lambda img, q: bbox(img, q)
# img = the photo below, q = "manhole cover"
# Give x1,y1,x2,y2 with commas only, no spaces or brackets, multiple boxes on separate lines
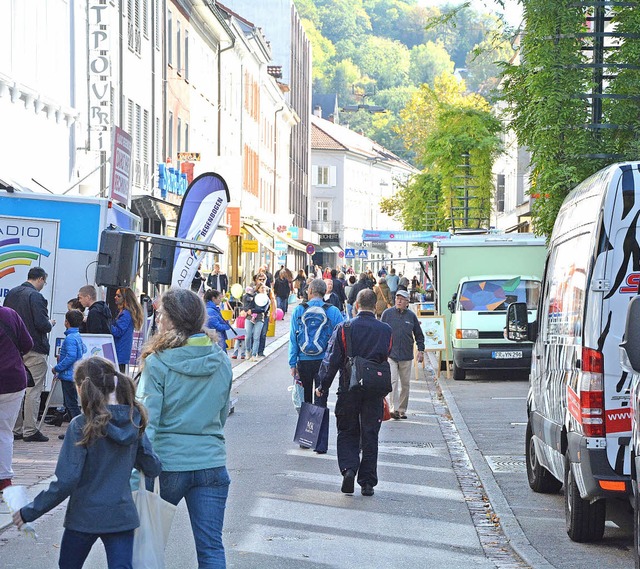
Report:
485,455,526,473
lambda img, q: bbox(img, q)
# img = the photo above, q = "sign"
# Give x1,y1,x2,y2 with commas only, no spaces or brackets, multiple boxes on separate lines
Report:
110,127,132,206
345,248,355,259
419,316,447,351
242,240,259,253
88,0,112,150
306,243,316,255
275,240,288,252
226,206,241,236
361,230,450,242
80,334,119,365
338,251,344,259
288,226,299,239
357,249,368,259
177,152,201,161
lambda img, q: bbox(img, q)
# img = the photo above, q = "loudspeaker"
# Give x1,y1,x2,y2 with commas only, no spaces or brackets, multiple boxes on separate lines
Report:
149,243,175,285
95,231,137,287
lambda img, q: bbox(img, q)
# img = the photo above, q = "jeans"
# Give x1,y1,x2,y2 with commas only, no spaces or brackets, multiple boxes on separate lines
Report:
244,319,263,357
231,338,245,358
0,390,24,479
14,351,48,437
257,315,269,356
276,296,288,314
157,467,230,569
60,380,81,419
59,528,134,569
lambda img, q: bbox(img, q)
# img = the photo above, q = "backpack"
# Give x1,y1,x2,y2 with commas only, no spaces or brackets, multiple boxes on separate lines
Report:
297,302,332,356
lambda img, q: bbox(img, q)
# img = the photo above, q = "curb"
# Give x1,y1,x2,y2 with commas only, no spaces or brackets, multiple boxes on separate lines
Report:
437,375,555,569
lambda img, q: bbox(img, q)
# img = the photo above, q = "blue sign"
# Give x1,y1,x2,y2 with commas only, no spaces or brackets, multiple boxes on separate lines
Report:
344,248,355,259
357,249,368,259
306,243,316,255
361,230,450,242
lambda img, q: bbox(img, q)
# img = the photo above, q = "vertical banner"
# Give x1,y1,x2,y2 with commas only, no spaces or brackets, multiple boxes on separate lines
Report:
110,127,132,206
171,173,230,289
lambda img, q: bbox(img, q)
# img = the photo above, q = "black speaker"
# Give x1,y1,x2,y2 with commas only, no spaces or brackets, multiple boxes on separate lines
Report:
95,230,137,287
149,243,175,285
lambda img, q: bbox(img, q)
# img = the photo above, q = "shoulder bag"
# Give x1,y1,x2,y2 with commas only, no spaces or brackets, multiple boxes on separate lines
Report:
344,322,392,397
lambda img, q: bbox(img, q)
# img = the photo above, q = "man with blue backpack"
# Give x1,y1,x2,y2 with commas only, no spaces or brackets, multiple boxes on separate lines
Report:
289,279,344,434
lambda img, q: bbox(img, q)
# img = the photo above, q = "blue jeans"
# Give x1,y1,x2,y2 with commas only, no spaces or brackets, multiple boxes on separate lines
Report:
157,467,230,569
60,380,81,418
245,319,264,357
59,528,134,568
276,296,288,314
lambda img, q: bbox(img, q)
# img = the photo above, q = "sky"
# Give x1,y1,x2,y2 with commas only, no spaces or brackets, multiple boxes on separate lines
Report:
419,0,524,27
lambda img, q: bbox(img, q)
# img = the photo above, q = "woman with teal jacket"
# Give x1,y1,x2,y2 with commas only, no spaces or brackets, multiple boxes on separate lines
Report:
137,288,232,568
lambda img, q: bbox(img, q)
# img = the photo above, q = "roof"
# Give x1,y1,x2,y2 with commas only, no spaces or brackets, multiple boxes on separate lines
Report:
312,93,340,123
310,115,418,173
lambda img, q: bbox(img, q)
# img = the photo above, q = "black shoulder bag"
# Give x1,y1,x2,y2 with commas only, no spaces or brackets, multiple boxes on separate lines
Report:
0,317,35,387
344,322,392,397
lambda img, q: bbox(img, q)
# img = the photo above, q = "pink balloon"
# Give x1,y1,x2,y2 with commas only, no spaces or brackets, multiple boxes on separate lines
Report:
275,308,284,321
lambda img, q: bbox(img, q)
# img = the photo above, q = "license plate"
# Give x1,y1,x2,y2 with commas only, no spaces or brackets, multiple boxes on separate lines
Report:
492,351,523,359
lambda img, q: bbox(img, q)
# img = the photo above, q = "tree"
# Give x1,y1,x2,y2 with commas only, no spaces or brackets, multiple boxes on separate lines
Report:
331,59,365,103
301,18,336,92
314,0,372,44
409,41,455,86
351,36,411,90
465,35,515,97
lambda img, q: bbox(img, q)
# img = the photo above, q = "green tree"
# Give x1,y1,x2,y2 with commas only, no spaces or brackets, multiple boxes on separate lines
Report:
409,41,454,86
301,18,336,92
330,59,365,103
314,0,372,44
351,36,411,89
465,35,514,96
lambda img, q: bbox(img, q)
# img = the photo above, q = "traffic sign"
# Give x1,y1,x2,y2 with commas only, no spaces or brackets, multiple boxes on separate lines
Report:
338,251,344,258
357,249,368,259
345,248,355,258
306,243,316,255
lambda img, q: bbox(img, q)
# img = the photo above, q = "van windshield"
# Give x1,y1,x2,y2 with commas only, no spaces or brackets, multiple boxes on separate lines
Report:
459,278,540,311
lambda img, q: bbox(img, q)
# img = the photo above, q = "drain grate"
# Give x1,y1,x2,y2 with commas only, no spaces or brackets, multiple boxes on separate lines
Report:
379,441,435,448
485,456,526,474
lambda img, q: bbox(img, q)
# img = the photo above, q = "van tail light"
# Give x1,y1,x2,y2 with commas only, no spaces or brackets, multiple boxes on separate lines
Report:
579,347,605,437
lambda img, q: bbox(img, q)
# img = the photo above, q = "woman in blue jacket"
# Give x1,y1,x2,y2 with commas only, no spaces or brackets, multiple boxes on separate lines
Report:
111,288,144,372
137,289,233,568
204,289,232,353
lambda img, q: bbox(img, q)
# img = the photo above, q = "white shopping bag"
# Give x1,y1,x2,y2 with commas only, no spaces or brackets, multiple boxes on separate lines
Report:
132,476,177,569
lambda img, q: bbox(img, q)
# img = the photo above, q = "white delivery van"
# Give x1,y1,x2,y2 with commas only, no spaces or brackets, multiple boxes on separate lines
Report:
507,162,640,542
448,274,541,379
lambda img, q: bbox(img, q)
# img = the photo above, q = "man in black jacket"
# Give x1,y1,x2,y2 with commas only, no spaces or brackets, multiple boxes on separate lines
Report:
4,267,55,442
207,263,228,294
346,273,370,307
316,289,392,497
77,285,112,334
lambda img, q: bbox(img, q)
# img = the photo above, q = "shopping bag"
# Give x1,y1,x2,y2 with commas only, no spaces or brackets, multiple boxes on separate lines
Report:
288,293,297,305
132,476,177,569
288,374,304,412
294,402,328,450
382,397,391,421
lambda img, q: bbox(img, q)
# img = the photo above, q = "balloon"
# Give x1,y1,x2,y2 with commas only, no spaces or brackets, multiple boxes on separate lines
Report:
275,308,284,321
230,283,243,299
254,293,269,307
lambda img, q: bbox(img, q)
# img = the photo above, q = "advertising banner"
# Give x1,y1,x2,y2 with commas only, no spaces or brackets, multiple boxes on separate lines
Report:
172,173,230,289
110,127,132,206
361,230,450,242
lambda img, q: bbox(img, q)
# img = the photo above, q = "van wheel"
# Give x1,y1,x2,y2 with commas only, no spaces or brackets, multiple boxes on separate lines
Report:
452,362,465,380
564,456,606,542
525,421,562,493
634,480,640,569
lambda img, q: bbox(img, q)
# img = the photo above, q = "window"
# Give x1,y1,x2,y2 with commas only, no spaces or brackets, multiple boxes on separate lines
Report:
458,278,540,312
184,30,189,80
185,123,189,151
177,118,182,152
177,21,181,72
167,10,172,65
168,111,173,161
496,174,505,213
312,165,336,186
142,0,149,38
155,0,160,50
135,104,142,160
317,200,329,221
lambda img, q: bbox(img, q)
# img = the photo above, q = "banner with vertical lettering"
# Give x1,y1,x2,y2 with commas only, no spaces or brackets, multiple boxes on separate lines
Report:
171,173,230,289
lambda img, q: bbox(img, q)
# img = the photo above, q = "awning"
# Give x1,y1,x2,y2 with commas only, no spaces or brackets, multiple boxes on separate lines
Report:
242,221,276,253
269,229,308,252
131,195,179,223
316,244,343,254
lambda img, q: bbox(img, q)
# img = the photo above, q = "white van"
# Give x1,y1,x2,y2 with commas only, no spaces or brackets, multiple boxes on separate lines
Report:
506,162,640,542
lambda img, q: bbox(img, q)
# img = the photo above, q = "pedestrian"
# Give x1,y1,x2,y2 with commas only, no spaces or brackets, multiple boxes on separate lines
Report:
53,310,87,439
347,273,370,309
331,269,347,312
323,266,332,280
231,310,247,359
111,287,144,373
386,268,399,296
398,275,410,291
12,356,162,568
137,288,232,568
315,289,392,496
374,277,393,318
273,269,291,315
207,263,228,295
4,267,55,443
191,264,206,293
344,275,357,319
365,270,376,289
259,264,273,287
381,290,425,420
289,278,343,427
323,278,343,312
245,282,268,361
0,304,33,492
205,289,232,353
254,273,275,358
67,297,84,311
293,269,307,298
77,285,112,334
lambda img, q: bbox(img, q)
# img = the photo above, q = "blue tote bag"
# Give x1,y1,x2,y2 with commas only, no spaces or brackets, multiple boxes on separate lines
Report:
294,402,329,452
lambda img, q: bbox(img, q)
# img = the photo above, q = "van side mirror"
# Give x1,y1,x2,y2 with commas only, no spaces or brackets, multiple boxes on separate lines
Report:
620,296,640,373
448,294,457,313
506,302,530,342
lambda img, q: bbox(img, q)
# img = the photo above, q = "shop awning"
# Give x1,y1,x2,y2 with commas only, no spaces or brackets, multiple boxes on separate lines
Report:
131,195,179,223
316,244,343,254
266,228,308,252
242,221,276,253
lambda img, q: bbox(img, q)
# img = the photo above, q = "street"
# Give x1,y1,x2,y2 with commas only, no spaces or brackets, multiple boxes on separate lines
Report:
0,341,634,568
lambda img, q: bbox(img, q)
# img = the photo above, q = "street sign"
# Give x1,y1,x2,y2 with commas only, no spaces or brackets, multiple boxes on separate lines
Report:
338,251,344,259
357,249,368,259
345,248,355,259
306,243,316,255
177,152,201,161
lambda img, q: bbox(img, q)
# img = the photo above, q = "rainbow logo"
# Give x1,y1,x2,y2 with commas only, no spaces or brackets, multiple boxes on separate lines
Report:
0,238,51,280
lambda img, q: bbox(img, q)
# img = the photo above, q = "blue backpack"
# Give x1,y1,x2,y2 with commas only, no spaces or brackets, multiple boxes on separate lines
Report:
297,302,332,356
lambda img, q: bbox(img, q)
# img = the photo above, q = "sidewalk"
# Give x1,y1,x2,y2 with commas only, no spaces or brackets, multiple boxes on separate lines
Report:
0,309,292,531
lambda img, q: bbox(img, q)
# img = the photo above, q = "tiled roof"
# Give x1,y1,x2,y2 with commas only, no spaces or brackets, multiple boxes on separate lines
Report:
311,123,347,151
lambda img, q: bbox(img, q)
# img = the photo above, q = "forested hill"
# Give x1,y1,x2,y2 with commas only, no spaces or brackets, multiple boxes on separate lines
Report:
294,0,515,162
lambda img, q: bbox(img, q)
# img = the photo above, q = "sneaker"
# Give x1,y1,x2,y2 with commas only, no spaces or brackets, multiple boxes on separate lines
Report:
231,355,237,359
23,431,49,442
58,434,65,440
13,433,22,441
390,411,400,420
361,484,374,497
399,413,408,419
0,479,12,492
341,469,356,494
240,355,246,359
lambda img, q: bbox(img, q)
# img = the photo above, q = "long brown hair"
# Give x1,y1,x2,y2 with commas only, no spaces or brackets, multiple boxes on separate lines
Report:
73,356,147,447
117,287,144,330
141,288,215,362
